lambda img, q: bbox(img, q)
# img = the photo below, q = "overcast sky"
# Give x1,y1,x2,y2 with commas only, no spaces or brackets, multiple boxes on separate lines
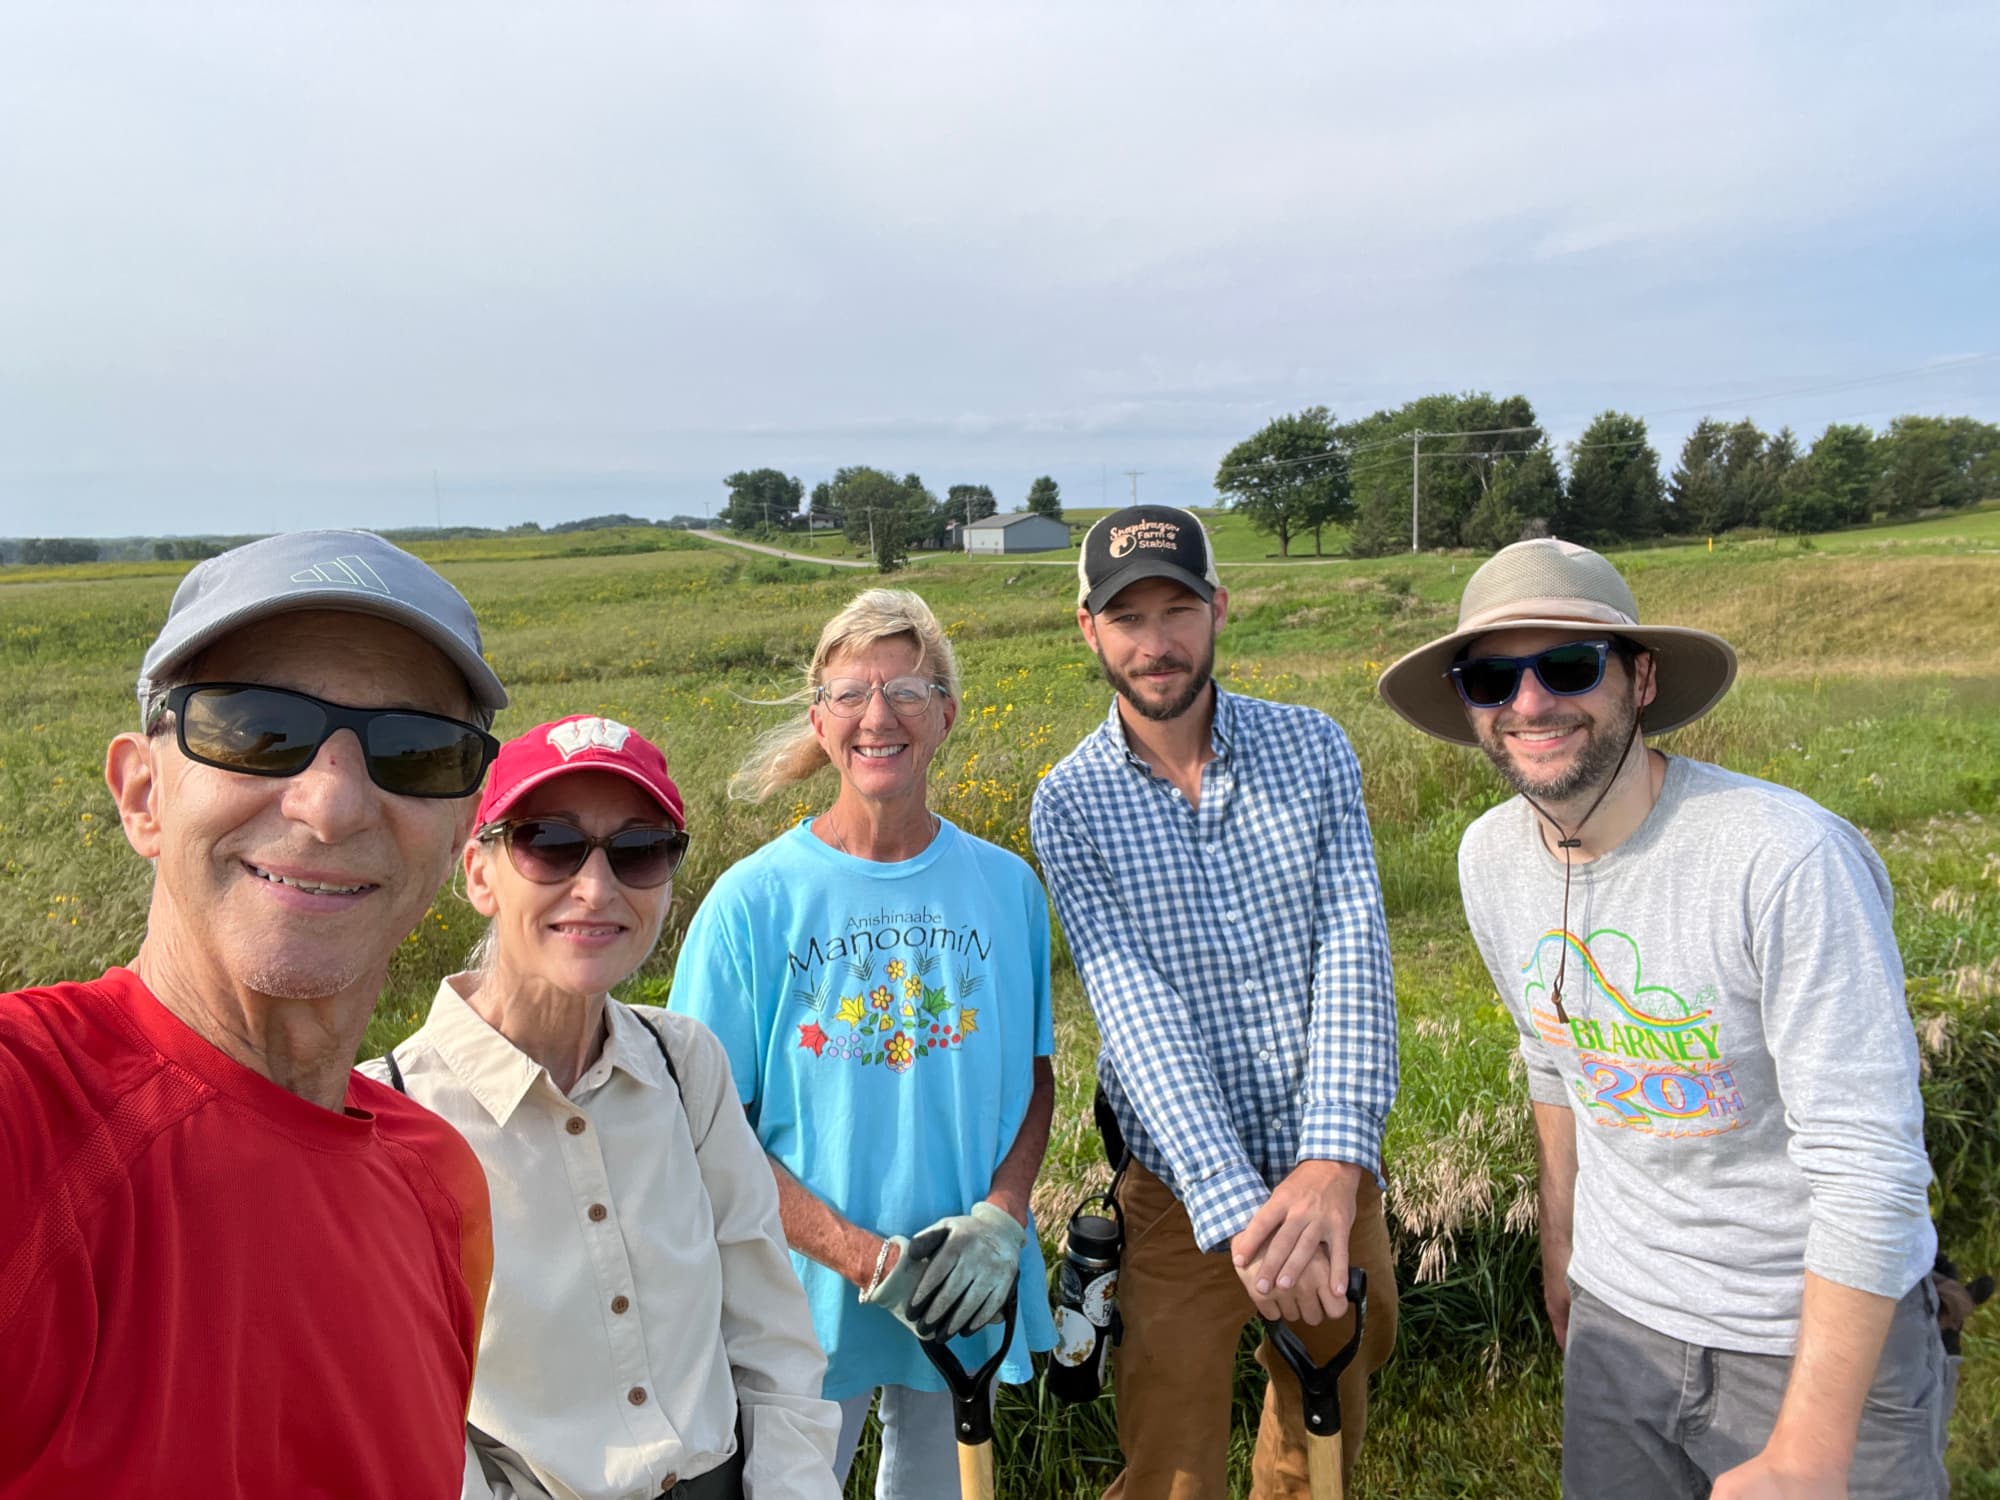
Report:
3,3,1996,537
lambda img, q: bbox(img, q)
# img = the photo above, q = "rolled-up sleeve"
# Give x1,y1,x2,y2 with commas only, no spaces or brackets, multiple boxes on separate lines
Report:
1758,834,1935,1298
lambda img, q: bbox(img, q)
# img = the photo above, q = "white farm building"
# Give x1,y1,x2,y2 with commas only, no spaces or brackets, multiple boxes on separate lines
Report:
962,513,1070,554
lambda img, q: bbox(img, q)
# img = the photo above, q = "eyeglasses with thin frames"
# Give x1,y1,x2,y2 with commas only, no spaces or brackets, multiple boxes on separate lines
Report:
813,676,949,719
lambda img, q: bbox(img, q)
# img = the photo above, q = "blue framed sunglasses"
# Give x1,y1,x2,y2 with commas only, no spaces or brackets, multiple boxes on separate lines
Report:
1448,640,1613,710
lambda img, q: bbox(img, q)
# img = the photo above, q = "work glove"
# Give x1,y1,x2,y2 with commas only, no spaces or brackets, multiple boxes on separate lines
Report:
907,1202,1025,1342
860,1235,932,1337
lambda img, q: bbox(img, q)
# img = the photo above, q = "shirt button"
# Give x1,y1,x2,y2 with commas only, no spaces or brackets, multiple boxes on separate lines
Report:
610,1295,630,1315
1223,911,1239,924
566,1116,587,1135
1240,981,1257,997
588,1203,608,1223
627,1386,648,1406
1260,1047,1274,1061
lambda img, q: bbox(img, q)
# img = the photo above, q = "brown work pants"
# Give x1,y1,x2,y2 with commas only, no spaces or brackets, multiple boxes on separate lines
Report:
1103,1161,1398,1500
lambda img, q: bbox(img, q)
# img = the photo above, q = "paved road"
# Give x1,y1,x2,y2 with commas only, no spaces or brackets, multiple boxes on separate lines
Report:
690,531,876,569
693,530,1364,571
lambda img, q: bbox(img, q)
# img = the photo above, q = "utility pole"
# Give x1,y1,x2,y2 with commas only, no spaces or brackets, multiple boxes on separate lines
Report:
432,468,442,532
1124,470,1144,504
1409,433,1424,553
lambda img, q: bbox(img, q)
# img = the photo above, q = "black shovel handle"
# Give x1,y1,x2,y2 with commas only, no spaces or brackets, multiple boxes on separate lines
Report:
919,1284,1020,1447
1265,1267,1368,1438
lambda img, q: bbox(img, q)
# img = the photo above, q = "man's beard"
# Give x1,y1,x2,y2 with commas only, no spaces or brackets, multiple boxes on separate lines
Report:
1475,688,1642,804
1096,632,1217,723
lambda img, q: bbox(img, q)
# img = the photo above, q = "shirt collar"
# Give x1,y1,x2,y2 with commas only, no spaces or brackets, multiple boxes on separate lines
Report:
413,972,667,1127
1096,683,1237,773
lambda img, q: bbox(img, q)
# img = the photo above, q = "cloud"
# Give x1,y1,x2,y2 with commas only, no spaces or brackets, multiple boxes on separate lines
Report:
1,2,1996,532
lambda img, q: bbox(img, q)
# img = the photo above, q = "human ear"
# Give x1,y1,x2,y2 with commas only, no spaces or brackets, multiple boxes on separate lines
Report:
105,733,163,859
1077,607,1099,653
1634,651,1660,712
1210,587,1230,632
463,841,503,920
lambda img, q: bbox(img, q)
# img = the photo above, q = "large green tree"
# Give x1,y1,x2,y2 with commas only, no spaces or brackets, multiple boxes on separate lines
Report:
832,467,935,571
1559,412,1663,540
1340,392,1543,555
1666,419,1729,534
1213,406,1351,557
1873,414,2000,515
944,484,998,528
720,468,804,533
1025,476,1062,519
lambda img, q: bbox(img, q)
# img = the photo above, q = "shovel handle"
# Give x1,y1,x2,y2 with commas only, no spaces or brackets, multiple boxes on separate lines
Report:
919,1285,1020,1450
1265,1267,1368,1439
957,1438,996,1500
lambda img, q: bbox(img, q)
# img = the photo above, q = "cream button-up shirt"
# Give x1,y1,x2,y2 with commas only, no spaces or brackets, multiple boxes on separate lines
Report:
361,974,840,1500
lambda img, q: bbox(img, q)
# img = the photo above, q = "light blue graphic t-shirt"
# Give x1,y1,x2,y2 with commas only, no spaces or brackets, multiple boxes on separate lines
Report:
669,816,1057,1400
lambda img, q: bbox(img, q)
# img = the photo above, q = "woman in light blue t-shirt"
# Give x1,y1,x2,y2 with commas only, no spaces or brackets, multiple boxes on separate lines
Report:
670,587,1057,1499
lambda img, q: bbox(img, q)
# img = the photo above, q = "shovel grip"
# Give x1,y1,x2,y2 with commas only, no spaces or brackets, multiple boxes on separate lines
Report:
919,1285,1020,1448
1266,1267,1368,1438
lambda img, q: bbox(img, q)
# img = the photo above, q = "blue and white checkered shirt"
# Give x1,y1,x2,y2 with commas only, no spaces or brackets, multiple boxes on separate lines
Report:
1030,687,1398,1252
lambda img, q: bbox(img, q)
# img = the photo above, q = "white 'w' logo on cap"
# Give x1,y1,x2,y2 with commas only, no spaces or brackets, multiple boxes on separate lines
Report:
547,717,633,760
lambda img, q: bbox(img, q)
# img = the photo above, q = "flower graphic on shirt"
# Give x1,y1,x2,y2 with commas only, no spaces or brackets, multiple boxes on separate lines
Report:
958,1008,979,1036
885,1032,915,1072
869,985,893,1012
903,975,923,1000
798,1021,828,1057
885,959,907,981
837,995,867,1027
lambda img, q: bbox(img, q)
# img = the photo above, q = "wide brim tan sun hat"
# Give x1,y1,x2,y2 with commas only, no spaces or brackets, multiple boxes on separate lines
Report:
1376,538,1738,747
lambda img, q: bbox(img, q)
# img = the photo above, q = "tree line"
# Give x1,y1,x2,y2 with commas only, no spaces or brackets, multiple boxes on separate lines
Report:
1215,397,1999,557
721,468,1063,569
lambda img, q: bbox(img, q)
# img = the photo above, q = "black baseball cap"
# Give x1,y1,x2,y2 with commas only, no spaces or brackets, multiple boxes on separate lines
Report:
1076,505,1221,614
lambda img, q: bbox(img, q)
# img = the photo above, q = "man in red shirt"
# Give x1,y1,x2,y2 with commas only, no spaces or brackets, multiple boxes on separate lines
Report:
0,530,503,1499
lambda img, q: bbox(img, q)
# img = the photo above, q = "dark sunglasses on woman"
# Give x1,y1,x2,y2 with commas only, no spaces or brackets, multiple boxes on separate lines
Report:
479,818,690,889
147,682,499,798
1448,640,1620,710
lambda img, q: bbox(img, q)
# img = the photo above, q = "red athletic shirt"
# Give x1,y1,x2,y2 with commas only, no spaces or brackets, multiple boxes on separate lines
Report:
0,968,493,1499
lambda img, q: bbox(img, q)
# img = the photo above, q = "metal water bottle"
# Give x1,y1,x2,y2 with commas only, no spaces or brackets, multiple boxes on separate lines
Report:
1047,1191,1123,1404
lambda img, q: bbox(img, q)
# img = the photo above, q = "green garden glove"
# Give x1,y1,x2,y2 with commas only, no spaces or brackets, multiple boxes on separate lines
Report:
860,1235,932,1337
907,1202,1025,1342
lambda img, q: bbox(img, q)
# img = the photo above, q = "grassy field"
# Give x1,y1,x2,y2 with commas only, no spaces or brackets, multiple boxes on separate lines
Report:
3,517,1996,1496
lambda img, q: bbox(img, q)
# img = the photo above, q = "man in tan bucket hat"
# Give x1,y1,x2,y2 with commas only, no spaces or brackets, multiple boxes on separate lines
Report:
1379,539,1947,1499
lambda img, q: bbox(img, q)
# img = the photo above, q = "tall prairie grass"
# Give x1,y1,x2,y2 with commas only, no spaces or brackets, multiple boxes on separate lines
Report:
2,521,1995,1495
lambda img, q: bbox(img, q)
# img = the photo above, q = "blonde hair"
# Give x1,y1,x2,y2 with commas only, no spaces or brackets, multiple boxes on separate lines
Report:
731,588,960,803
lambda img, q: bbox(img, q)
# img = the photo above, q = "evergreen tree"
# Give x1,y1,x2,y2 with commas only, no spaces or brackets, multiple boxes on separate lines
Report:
1561,412,1662,540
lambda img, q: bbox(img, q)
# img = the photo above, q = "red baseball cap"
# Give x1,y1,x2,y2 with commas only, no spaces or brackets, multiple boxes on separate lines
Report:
476,715,685,829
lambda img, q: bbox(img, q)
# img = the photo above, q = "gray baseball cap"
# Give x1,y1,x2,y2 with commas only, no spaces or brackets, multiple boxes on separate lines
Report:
136,529,507,717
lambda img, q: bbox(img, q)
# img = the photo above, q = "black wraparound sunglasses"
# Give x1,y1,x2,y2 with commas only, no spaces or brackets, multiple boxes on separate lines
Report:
1448,640,1616,710
148,682,499,799
478,817,689,889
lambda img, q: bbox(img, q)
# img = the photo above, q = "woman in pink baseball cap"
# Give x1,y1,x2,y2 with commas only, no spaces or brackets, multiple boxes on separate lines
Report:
363,716,841,1500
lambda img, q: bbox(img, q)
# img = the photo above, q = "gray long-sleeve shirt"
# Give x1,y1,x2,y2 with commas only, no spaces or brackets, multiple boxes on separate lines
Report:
1461,755,1935,1355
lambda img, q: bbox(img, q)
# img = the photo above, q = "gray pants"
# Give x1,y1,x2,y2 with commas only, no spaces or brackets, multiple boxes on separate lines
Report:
1561,1278,1953,1500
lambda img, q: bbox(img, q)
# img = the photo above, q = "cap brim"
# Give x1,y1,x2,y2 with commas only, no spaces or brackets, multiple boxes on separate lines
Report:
1376,622,1738,746
1084,560,1216,615
480,759,685,829
145,591,508,714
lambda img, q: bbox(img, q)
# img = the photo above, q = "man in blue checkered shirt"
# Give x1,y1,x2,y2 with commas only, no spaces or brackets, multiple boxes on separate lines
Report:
1030,504,1399,1499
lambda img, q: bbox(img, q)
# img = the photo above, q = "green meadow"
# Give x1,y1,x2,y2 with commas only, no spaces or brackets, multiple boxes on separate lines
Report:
3,516,1996,1496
